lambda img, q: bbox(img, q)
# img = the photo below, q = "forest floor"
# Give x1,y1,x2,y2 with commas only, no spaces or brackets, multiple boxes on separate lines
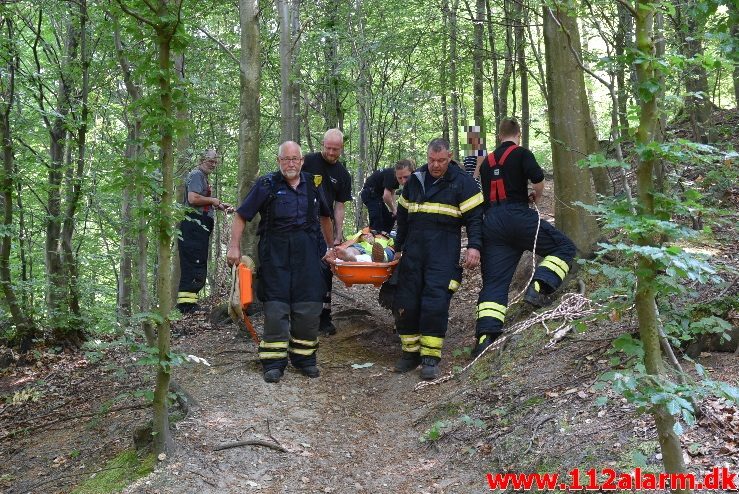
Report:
1,111,738,493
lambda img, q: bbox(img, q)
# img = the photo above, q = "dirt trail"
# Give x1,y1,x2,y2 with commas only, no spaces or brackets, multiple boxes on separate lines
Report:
124,285,487,494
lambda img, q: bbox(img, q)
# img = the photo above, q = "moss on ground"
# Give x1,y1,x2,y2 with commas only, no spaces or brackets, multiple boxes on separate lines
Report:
71,449,155,494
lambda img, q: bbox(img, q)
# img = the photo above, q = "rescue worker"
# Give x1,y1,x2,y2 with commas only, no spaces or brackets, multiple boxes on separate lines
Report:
302,128,353,336
227,141,334,383
473,118,576,358
177,149,232,313
360,159,415,233
393,138,484,380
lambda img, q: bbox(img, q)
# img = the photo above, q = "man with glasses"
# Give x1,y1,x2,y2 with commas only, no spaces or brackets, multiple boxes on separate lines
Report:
302,128,353,336
227,141,334,383
177,149,233,314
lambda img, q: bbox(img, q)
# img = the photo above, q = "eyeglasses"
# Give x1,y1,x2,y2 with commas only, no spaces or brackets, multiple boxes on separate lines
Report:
279,157,302,163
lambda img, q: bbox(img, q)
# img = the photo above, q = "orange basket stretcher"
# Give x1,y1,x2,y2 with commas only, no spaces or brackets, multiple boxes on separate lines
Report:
329,258,399,287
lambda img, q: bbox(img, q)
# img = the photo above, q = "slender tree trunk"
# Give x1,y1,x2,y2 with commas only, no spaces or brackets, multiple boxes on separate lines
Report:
354,0,368,230
472,0,485,131
441,0,450,144
278,0,300,142
543,3,599,256
615,3,631,134
514,0,529,147
449,0,460,159
0,18,36,350
485,0,501,133
634,4,691,490
238,0,261,260
499,0,514,123
323,0,341,130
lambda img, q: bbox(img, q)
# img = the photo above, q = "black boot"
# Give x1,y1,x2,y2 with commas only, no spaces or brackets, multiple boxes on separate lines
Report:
393,351,421,373
419,356,440,381
263,368,284,383
524,280,553,308
298,365,320,378
471,333,499,359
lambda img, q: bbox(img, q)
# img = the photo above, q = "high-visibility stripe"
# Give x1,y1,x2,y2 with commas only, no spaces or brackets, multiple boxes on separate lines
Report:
477,301,506,322
288,347,317,356
177,292,198,303
448,280,460,292
420,336,443,358
260,341,288,349
540,255,569,280
459,192,484,213
398,196,408,208
403,201,462,218
400,333,421,352
259,351,288,359
289,337,318,347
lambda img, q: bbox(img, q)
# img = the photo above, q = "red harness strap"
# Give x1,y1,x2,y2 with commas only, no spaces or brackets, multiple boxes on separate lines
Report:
487,144,518,204
202,183,213,213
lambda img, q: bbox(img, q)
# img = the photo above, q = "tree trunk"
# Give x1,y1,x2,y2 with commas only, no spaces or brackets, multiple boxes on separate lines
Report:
278,0,300,142
151,12,178,456
0,18,36,350
323,0,341,130
485,0,501,133
449,0,460,159
44,8,83,347
472,0,485,131
238,0,262,261
634,4,691,490
441,0,450,144
514,0,529,147
543,4,599,256
673,0,711,143
499,0,514,123
354,0,368,231
615,3,631,134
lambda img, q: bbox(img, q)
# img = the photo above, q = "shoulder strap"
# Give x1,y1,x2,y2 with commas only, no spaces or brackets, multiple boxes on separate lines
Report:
488,144,518,167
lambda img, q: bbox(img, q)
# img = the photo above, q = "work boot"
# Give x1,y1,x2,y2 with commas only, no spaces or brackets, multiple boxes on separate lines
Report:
524,280,553,308
263,369,283,383
419,357,440,381
471,333,499,359
371,242,386,263
393,351,421,373
298,365,320,378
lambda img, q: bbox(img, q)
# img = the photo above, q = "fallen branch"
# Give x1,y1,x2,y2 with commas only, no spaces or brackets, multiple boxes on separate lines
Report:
213,439,288,453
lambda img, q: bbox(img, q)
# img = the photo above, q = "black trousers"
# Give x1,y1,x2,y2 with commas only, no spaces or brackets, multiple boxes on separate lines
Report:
393,226,463,360
361,189,394,233
177,212,214,305
476,202,575,336
257,229,326,371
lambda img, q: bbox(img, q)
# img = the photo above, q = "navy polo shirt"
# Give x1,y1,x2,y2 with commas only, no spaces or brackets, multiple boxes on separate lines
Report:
236,171,331,233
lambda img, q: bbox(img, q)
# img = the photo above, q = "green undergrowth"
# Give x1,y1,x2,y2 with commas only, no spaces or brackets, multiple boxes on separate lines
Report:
71,449,155,494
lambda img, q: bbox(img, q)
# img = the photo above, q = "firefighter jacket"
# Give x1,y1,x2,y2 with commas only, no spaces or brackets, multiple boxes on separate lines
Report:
395,162,484,252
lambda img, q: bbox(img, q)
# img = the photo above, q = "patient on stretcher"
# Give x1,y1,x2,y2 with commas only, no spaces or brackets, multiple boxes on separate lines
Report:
334,230,395,263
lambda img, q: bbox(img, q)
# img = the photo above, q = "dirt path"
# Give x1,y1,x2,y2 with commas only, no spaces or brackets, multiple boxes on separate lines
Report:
124,285,487,494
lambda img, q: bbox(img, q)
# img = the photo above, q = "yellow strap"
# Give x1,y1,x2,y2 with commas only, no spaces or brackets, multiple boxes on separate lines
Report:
404,201,462,218
540,256,569,280
290,337,318,347
420,335,444,349
260,341,288,349
420,347,442,358
459,192,484,213
477,301,506,322
259,351,288,359
400,334,421,343
448,280,460,292
288,347,317,356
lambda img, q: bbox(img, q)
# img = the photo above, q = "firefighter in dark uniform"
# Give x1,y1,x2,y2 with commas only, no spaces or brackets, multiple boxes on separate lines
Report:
302,128,353,336
472,118,576,358
393,138,484,380
227,141,334,383
360,160,414,233
177,149,232,313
